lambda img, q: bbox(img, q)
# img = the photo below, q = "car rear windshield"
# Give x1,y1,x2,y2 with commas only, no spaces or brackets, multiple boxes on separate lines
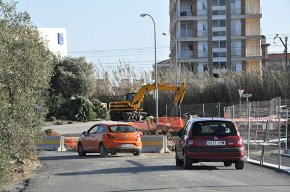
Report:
191,121,237,136
109,125,137,133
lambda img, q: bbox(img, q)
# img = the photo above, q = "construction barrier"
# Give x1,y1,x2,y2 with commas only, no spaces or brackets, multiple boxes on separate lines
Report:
141,135,168,153
129,117,185,131
38,136,66,151
64,137,79,150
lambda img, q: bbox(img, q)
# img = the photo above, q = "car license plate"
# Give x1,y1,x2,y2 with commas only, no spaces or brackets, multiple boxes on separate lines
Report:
121,144,133,147
206,141,225,146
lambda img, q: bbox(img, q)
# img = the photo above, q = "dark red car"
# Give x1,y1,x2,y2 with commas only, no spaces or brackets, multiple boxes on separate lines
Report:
175,118,246,169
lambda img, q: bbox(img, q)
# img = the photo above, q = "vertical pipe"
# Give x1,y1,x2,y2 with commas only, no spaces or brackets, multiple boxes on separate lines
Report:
247,103,251,160
278,111,281,169
286,109,288,150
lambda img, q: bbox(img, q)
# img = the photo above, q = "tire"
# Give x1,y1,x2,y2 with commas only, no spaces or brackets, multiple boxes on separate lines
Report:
111,152,118,155
77,143,86,156
133,151,141,156
224,161,232,167
175,156,183,167
183,156,192,170
235,160,244,170
99,144,108,157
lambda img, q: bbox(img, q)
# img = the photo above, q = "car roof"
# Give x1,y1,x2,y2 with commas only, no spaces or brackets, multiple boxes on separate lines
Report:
188,117,234,123
95,121,132,126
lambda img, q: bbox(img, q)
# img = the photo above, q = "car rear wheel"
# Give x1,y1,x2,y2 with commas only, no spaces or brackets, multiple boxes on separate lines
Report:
77,143,86,156
224,161,232,167
111,152,118,155
235,160,244,170
183,156,192,169
133,151,141,156
99,144,108,157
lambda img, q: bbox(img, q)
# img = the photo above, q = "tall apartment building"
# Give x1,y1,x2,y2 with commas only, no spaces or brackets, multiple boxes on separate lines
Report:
169,0,262,76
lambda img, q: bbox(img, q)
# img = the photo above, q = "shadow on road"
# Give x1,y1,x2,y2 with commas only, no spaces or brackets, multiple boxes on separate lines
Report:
38,153,122,161
108,184,290,192
54,162,235,176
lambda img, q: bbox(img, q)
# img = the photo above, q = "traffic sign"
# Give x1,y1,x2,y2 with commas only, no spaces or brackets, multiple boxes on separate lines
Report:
242,93,252,98
238,89,244,99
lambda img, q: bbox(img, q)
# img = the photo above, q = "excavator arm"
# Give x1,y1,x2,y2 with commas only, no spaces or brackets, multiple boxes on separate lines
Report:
109,83,186,121
129,83,186,110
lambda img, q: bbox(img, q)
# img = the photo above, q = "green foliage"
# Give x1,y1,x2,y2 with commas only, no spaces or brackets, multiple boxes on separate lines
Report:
92,99,110,120
46,92,65,117
0,0,53,188
60,97,96,122
50,56,95,99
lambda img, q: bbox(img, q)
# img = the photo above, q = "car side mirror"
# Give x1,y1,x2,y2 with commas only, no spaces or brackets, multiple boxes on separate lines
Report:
82,131,88,136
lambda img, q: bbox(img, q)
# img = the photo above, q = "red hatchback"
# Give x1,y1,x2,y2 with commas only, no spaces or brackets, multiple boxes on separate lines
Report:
175,118,246,169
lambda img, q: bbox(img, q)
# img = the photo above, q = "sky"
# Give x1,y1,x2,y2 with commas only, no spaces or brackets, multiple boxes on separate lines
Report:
16,0,290,76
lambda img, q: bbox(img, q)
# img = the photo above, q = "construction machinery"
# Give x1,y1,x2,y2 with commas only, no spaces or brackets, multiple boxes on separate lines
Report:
109,83,186,121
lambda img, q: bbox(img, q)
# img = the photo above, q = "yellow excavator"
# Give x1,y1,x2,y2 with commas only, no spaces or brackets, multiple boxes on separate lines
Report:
109,83,186,121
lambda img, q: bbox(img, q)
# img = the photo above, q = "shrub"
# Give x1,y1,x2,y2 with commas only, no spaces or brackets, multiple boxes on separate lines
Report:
47,116,56,122
92,99,110,120
59,97,96,122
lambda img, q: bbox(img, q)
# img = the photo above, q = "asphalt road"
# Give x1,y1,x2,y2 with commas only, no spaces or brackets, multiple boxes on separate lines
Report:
21,151,290,192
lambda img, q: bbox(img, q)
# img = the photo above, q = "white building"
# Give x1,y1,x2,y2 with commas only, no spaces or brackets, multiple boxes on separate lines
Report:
38,28,68,57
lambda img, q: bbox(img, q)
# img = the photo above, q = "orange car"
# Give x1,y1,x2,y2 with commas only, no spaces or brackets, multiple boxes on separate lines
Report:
77,122,142,157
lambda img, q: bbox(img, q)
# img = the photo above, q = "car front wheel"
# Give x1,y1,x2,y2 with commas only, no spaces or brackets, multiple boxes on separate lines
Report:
133,151,141,156
224,161,232,167
77,143,86,156
183,156,192,170
99,144,108,157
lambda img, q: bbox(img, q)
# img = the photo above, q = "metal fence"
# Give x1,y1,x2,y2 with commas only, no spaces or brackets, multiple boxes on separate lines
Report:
224,97,289,168
180,98,289,168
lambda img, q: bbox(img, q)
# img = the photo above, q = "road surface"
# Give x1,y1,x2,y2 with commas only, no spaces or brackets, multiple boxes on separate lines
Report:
21,151,290,192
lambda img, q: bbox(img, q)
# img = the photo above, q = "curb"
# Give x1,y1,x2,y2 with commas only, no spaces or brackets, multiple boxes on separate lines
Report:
247,158,290,175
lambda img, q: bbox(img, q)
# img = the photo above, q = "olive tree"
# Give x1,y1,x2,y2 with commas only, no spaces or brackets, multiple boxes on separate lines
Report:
50,56,95,99
0,0,53,187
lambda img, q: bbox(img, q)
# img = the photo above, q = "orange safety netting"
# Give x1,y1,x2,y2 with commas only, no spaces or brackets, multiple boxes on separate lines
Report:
64,137,78,149
129,117,185,131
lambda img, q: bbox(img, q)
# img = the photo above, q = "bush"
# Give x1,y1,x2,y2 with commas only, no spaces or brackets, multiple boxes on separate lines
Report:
92,99,110,120
59,97,96,122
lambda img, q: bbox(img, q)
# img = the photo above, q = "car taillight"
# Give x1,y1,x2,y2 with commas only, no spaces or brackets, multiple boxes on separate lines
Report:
186,138,195,146
107,133,115,139
234,137,244,147
136,133,141,141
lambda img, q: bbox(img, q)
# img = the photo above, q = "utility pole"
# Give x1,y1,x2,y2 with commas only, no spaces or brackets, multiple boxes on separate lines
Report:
274,34,288,70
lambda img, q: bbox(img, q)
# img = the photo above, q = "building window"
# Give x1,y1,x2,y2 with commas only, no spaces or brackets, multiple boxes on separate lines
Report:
57,33,64,45
213,31,226,36
213,62,227,69
232,63,242,72
213,19,226,27
181,23,193,38
213,40,226,48
213,52,227,57
212,0,226,6
212,10,226,15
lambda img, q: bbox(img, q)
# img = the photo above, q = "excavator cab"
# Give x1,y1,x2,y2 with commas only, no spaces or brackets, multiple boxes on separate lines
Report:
125,93,143,108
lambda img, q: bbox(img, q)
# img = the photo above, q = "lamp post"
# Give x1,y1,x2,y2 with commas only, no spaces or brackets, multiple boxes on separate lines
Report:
140,13,158,127
162,32,178,86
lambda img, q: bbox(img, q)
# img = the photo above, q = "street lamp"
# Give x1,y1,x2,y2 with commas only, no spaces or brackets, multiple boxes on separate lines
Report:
140,13,158,127
162,32,178,86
